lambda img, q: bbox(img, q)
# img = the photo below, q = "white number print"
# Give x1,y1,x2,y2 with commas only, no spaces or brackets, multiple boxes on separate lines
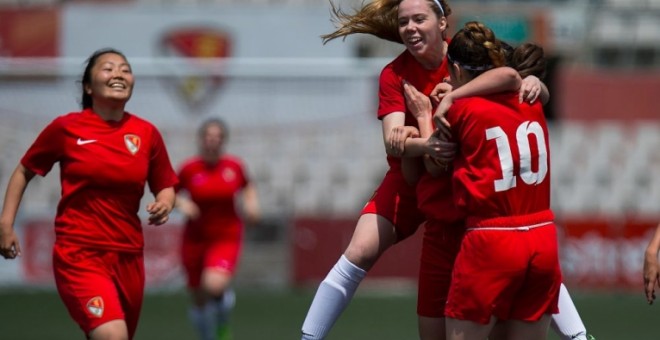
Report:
485,121,548,192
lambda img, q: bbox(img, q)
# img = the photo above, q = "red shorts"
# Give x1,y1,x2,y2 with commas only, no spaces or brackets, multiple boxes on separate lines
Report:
181,234,242,289
417,220,465,317
52,243,144,338
361,169,424,241
445,224,561,324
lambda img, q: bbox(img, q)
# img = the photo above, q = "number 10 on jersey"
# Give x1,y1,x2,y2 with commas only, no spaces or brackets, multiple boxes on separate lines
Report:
486,121,548,193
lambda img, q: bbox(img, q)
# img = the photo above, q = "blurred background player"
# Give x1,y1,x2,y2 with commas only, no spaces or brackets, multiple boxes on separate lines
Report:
0,48,178,340
301,0,539,339
176,117,260,340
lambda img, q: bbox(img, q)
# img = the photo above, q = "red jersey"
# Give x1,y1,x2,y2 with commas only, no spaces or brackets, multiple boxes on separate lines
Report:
378,49,450,171
416,170,464,224
446,92,553,228
21,108,179,252
378,49,460,224
177,155,248,242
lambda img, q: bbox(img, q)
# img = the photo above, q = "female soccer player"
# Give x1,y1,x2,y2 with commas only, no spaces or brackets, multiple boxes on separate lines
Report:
301,0,539,339
176,118,260,340
437,22,562,339
403,41,594,340
0,48,178,340
424,40,594,340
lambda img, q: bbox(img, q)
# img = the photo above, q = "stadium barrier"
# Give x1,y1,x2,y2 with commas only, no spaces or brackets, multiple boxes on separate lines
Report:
20,220,186,288
291,217,660,291
8,216,660,291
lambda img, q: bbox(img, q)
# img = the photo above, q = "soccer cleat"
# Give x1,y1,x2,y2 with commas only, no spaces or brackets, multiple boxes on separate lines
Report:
570,333,595,340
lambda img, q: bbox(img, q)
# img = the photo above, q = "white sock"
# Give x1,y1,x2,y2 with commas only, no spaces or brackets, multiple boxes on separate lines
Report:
551,283,589,340
301,255,367,339
214,288,236,326
188,302,217,340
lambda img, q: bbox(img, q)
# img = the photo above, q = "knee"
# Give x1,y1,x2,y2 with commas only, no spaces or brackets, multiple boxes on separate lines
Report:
88,320,129,340
343,215,397,269
343,245,378,270
201,271,232,298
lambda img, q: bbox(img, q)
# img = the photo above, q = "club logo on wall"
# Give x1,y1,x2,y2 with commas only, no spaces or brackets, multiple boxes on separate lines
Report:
159,27,231,112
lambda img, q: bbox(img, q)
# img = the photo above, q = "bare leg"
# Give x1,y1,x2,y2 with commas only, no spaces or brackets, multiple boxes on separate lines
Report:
507,314,552,340
343,214,398,270
488,320,507,340
419,316,446,340
301,214,398,339
89,319,129,340
446,316,496,340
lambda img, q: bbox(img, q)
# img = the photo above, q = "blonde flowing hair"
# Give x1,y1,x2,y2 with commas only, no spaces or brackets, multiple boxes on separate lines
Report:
321,0,452,45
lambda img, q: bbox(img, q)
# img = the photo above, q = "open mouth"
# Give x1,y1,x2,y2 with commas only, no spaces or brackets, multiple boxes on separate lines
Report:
407,37,423,48
108,82,127,90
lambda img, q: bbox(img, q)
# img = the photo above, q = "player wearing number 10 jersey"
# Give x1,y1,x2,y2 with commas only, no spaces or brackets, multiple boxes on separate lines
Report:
439,22,562,340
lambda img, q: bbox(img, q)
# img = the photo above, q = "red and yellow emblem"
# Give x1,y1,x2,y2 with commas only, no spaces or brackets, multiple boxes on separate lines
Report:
86,296,104,318
158,27,232,111
124,134,141,155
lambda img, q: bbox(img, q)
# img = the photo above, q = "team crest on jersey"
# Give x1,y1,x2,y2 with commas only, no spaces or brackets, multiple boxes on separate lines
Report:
222,168,236,182
124,134,141,155
86,296,104,318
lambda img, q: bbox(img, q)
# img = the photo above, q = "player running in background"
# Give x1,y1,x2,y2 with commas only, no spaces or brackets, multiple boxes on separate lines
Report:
301,0,540,339
176,117,260,340
0,48,178,340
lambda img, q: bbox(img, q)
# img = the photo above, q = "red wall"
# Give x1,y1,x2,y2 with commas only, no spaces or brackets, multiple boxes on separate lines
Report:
291,217,658,291
0,9,59,57
18,217,659,291
22,221,183,287
556,67,660,121
292,217,423,287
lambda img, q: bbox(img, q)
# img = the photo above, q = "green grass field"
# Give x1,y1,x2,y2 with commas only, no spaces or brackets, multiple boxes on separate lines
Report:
0,288,657,339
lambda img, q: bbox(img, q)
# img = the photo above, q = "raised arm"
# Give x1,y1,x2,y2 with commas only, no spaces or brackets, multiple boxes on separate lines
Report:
401,82,456,176
0,164,36,259
519,75,549,105
433,66,522,127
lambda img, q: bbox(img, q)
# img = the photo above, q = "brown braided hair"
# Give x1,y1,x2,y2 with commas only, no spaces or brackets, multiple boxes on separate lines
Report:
510,42,547,79
447,21,507,77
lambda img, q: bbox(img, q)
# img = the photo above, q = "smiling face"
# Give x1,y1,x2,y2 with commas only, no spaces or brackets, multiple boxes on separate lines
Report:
398,0,446,64
84,52,134,106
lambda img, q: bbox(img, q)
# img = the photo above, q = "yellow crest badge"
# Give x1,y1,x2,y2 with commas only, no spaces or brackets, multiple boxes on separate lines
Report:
86,296,104,318
158,26,231,112
124,134,141,155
